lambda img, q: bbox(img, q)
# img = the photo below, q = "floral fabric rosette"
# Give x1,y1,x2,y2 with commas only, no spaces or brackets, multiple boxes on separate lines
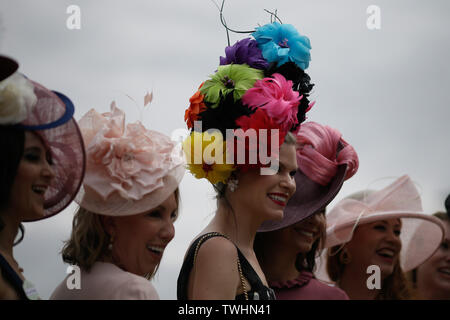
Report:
183,22,315,184
76,102,185,216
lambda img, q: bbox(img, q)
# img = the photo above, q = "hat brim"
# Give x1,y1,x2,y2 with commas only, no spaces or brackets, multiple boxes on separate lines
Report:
258,164,348,232
0,56,19,81
22,86,86,222
326,212,445,271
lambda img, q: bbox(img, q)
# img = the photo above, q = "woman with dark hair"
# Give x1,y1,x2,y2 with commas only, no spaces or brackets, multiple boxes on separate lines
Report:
0,56,85,299
50,103,185,299
177,20,315,300
323,176,445,299
254,121,359,299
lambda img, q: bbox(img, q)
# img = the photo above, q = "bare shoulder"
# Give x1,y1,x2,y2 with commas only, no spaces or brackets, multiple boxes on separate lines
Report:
190,235,240,299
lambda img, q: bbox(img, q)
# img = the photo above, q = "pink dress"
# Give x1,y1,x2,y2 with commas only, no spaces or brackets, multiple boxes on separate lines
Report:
50,262,159,300
269,271,349,300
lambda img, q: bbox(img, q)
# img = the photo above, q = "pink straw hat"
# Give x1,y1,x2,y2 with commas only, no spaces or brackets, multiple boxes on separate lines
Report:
258,121,359,232
75,102,185,216
1,56,86,220
325,175,445,271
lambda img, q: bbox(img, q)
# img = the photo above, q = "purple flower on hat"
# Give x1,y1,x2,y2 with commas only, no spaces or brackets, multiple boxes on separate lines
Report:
219,38,269,70
252,22,311,70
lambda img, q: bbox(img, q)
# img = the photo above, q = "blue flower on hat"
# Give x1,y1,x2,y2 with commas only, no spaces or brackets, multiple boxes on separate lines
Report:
252,22,311,70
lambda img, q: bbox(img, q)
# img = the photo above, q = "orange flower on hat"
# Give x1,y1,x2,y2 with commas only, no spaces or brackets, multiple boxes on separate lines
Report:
184,83,207,129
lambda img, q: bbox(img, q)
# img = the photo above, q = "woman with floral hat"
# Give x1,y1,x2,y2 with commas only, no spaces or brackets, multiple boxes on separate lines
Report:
177,20,315,300
50,102,185,300
254,121,359,300
0,56,85,300
322,175,445,299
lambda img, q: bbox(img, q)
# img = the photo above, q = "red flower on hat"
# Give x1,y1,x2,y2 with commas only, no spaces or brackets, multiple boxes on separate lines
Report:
184,83,207,129
232,108,285,173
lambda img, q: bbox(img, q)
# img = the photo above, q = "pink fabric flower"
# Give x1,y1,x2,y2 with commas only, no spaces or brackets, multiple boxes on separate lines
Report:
78,102,184,204
242,73,301,133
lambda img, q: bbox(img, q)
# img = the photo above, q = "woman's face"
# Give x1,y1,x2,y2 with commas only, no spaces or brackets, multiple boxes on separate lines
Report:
8,131,55,220
107,192,178,276
281,211,326,254
345,219,402,279
416,220,450,298
234,142,297,222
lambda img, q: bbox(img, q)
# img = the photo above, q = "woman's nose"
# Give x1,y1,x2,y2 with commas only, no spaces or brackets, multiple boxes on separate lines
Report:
160,220,175,242
41,159,56,182
280,173,296,196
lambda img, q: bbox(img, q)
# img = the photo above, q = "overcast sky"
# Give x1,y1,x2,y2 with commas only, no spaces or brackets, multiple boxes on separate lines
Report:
1,0,449,299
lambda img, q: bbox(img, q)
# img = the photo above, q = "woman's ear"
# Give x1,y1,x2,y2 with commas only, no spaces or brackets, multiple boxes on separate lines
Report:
100,215,116,237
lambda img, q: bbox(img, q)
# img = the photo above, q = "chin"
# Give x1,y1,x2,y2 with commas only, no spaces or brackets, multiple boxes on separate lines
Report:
263,209,284,222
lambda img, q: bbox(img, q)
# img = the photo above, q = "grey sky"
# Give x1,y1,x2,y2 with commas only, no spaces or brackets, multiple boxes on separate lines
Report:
1,0,449,299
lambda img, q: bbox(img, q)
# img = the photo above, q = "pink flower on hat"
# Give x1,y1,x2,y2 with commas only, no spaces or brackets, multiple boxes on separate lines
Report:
242,73,301,133
79,102,183,203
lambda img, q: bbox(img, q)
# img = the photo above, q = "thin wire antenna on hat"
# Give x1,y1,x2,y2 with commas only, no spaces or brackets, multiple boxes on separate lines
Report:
264,9,283,24
210,0,255,46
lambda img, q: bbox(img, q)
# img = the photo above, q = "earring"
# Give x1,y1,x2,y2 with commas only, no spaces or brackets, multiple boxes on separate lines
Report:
227,177,239,192
339,248,351,265
108,234,114,251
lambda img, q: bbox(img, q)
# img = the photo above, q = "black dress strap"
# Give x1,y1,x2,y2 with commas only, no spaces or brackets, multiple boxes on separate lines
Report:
0,253,28,300
177,232,275,300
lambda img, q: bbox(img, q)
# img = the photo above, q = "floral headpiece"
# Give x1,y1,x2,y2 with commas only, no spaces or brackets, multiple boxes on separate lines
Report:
76,103,185,216
184,21,315,184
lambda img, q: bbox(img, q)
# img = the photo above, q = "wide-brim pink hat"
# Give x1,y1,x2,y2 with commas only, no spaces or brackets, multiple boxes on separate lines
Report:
325,175,445,271
75,103,185,216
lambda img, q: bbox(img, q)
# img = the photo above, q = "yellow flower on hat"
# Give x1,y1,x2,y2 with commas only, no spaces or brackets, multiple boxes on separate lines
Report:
182,130,234,184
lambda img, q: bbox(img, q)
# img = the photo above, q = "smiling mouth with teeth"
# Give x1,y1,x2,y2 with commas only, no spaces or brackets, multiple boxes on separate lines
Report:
376,248,396,259
438,268,450,276
267,193,288,206
147,245,164,255
32,185,47,196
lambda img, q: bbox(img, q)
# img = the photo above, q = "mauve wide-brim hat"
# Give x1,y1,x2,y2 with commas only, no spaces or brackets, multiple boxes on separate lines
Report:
1,57,86,221
325,175,445,271
22,82,86,221
258,164,348,232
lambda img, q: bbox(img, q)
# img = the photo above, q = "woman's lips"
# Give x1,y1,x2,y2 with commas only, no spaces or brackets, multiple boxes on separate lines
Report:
267,193,288,207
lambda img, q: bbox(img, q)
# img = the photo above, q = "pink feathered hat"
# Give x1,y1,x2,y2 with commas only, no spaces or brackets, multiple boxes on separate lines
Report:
325,175,445,271
258,121,359,232
75,102,185,216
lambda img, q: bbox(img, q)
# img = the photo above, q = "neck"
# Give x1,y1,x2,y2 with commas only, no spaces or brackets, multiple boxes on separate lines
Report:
0,209,21,259
258,239,299,283
339,264,380,300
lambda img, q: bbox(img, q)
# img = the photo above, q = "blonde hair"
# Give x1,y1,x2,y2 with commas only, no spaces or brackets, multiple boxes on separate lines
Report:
62,189,180,277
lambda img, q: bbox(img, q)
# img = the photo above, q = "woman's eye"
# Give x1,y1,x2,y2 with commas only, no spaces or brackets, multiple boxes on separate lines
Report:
441,242,449,250
24,153,40,162
289,170,297,177
171,211,178,220
394,230,401,236
46,153,54,165
147,211,160,218
374,225,386,231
